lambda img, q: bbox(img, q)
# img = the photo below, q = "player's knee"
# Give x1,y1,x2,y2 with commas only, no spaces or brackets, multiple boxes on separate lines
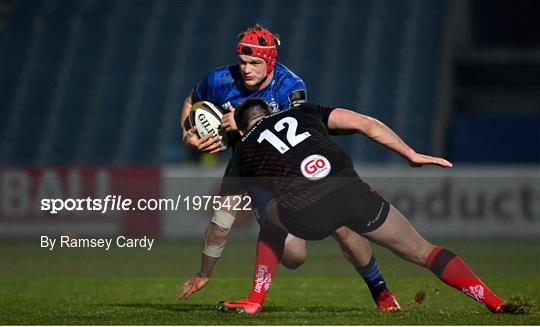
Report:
331,227,370,265
281,236,307,270
281,251,306,269
332,227,351,243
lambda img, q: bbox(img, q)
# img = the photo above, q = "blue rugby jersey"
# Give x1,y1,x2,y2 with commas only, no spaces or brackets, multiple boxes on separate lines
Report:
192,62,307,112
194,62,307,225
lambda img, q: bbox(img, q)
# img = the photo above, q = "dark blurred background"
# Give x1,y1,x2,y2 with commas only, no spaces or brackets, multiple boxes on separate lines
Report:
0,9,538,320
1,0,538,166
0,5,538,323
0,0,539,241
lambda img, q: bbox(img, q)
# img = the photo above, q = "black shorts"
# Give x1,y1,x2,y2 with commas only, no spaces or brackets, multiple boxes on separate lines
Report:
277,179,389,240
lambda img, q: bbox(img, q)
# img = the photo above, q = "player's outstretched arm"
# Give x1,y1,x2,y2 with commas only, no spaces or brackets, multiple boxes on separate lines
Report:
178,210,235,299
327,109,453,168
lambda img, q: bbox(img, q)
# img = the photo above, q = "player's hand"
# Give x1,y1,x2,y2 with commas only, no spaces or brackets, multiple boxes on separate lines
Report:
178,275,209,300
408,152,453,168
184,127,222,153
183,127,200,149
221,104,238,132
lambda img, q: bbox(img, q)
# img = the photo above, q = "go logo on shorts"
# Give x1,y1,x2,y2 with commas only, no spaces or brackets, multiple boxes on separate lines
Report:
301,154,331,180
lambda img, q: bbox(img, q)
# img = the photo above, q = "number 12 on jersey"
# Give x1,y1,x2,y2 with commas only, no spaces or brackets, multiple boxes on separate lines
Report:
257,117,311,154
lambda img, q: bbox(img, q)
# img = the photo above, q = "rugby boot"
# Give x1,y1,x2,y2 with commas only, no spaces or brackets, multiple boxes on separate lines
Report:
490,299,531,314
217,298,262,314
376,290,401,312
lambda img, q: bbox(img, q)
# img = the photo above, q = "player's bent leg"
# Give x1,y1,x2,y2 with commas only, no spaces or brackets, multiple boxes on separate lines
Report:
217,208,287,315
246,222,287,305
363,205,507,313
218,223,285,314
332,227,372,266
265,198,288,232
332,227,400,312
281,234,307,270
264,199,307,269
362,205,434,265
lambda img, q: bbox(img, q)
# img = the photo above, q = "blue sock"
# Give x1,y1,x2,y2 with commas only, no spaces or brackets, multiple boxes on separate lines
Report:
355,255,387,302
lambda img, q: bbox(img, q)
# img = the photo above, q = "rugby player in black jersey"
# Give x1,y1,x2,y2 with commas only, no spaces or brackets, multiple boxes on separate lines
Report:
178,25,399,313
215,97,517,314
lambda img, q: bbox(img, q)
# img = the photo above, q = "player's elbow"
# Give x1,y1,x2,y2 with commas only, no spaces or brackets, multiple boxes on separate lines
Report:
184,89,194,106
180,100,194,132
183,95,193,109
281,255,306,270
281,250,307,270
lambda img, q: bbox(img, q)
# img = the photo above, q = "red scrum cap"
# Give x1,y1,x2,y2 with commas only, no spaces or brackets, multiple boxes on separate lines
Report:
236,25,280,78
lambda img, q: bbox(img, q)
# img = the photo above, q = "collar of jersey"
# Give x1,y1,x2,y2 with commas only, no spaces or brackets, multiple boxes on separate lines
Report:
241,116,269,142
240,108,294,142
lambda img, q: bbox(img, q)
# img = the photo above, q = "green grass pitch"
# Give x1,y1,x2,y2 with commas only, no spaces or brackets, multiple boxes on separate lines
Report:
1,238,539,324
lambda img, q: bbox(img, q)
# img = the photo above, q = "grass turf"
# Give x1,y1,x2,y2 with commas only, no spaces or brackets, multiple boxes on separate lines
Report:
1,239,539,324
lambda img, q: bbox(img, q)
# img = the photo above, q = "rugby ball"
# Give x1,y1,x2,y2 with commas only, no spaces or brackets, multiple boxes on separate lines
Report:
189,101,229,151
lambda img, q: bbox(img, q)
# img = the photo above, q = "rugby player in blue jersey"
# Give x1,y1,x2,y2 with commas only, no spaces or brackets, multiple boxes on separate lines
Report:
178,25,399,313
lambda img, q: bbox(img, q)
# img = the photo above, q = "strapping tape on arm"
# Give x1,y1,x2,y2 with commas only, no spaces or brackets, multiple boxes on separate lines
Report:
202,210,236,257
210,210,235,230
203,241,225,258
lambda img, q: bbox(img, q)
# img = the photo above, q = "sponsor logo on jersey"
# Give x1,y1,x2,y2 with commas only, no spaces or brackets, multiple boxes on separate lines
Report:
220,101,233,111
268,100,279,112
301,154,331,180
289,90,306,107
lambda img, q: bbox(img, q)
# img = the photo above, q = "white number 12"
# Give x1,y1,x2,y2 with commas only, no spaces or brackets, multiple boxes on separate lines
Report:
257,117,311,154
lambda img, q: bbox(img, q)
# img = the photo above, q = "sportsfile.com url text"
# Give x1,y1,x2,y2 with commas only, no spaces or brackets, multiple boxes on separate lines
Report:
40,195,252,214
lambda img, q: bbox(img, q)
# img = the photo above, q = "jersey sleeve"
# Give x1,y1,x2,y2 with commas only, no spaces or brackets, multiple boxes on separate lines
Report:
318,105,343,135
316,104,336,127
298,103,336,129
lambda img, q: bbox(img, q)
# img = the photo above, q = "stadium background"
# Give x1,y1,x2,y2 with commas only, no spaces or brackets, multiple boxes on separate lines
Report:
0,0,539,324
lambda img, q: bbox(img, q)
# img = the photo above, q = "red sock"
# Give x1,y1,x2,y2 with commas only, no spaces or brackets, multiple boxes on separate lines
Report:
425,246,505,312
247,223,286,305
